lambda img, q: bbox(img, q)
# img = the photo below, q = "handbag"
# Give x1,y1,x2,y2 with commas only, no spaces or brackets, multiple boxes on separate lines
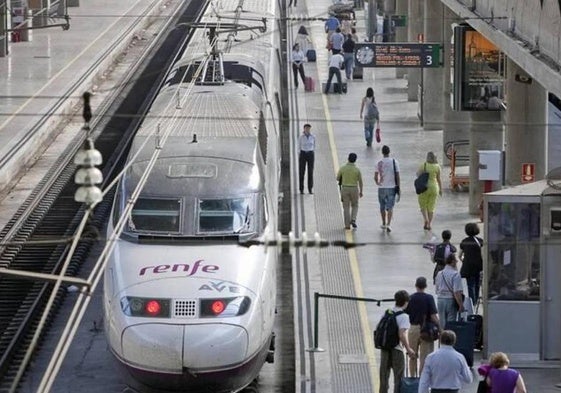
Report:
414,163,429,195
476,379,489,393
420,319,440,342
375,127,381,143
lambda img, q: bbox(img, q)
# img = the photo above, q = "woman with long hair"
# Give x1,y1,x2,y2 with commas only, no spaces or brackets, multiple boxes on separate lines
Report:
417,151,442,230
359,87,380,147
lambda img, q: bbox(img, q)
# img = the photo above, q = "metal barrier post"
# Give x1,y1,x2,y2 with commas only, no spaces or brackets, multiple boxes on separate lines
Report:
306,292,325,352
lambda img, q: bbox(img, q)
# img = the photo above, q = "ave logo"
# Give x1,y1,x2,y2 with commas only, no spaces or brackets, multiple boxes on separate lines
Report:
199,281,241,293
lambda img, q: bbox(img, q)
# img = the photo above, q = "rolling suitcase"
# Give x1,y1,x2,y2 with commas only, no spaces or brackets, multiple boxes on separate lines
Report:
353,66,363,79
333,82,347,94
304,76,315,92
446,318,476,367
306,49,316,62
467,314,483,349
322,82,347,94
400,357,419,393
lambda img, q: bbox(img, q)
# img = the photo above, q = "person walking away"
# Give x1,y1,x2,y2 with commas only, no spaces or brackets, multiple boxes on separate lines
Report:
418,330,473,393
324,15,340,43
329,27,345,55
376,290,416,393
404,277,439,377
374,145,399,232
342,33,355,80
298,124,315,194
324,52,344,94
336,153,363,230
459,222,484,306
432,230,457,284
435,254,464,325
359,87,380,146
485,352,527,393
417,151,442,230
291,43,306,89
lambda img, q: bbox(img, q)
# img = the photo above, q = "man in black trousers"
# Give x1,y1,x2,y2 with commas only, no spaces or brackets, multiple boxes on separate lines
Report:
298,124,315,194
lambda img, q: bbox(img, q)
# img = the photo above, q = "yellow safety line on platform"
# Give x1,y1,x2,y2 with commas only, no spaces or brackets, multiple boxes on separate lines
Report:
0,0,153,133
321,93,378,393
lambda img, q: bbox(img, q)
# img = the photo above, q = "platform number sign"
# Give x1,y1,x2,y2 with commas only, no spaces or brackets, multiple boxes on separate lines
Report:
354,43,441,68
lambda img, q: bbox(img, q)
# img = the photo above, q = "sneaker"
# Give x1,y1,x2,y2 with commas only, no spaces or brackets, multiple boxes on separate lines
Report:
351,220,357,228
380,224,386,230
386,225,392,233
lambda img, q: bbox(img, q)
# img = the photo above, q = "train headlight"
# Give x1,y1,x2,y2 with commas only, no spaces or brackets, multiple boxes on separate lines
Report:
200,296,251,317
121,296,171,318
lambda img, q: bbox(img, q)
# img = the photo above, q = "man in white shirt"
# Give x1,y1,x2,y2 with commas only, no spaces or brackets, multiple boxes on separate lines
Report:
418,330,473,393
324,53,344,94
374,145,400,232
298,124,315,194
378,290,416,393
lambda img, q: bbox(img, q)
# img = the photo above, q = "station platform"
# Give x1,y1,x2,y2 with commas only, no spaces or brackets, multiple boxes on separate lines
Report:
0,0,182,226
0,0,560,392
288,1,561,392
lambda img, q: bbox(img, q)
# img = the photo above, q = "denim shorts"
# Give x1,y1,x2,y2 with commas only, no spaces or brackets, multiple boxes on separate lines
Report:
378,188,396,211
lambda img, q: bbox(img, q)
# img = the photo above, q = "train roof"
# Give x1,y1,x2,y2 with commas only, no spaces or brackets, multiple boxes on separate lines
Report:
134,81,260,143
125,137,264,196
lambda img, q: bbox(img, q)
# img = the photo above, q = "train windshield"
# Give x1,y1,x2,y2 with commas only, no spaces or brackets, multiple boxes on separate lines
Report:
129,198,181,233
197,196,254,234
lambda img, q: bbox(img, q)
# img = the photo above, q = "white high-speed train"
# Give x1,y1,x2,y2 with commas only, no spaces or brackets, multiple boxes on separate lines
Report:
103,0,282,391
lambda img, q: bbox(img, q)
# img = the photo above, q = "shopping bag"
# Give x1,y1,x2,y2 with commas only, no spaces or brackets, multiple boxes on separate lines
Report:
375,127,381,143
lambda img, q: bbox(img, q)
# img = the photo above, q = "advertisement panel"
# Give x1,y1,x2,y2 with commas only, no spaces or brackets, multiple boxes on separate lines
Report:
452,25,506,111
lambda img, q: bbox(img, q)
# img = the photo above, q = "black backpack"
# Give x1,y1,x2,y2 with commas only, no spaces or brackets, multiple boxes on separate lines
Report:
374,310,404,350
433,243,456,265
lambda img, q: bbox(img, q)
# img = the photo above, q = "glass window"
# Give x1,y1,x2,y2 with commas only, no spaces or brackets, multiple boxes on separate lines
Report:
129,198,181,233
198,197,253,234
487,202,540,301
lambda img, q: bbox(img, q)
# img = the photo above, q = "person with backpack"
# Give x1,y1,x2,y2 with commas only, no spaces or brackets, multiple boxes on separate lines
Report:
432,230,457,284
375,290,415,393
359,87,380,147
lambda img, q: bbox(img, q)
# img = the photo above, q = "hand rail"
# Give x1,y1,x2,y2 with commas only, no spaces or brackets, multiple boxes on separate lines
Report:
306,291,394,352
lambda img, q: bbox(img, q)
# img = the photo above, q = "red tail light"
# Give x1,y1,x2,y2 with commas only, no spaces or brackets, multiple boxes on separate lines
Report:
210,300,226,315
145,300,162,316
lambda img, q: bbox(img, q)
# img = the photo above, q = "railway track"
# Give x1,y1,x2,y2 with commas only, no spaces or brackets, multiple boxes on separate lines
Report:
0,1,207,391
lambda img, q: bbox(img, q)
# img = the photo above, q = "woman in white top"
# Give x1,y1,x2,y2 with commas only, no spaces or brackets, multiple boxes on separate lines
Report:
359,87,380,146
291,43,307,89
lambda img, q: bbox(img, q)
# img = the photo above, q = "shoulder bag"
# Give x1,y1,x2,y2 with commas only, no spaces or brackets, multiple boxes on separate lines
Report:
420,296,440,342
414,163,429,195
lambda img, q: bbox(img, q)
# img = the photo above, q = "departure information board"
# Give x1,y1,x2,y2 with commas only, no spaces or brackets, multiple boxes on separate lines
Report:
354,43,441,68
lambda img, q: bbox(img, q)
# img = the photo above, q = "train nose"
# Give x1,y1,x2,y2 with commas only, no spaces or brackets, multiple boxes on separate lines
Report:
183,324,248,368
121,323,249,372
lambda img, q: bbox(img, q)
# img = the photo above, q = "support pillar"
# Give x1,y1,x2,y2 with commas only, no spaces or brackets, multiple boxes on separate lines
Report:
505,59,547,185
0,1,7,57
407,0,422,101
395,0,407,78
422,0,444,130
442,6,469,165
469,112,503,214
